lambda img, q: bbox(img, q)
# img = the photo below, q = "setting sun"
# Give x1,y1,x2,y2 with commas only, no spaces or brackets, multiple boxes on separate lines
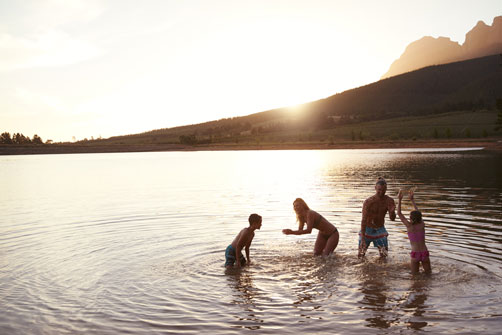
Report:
1,1,500,142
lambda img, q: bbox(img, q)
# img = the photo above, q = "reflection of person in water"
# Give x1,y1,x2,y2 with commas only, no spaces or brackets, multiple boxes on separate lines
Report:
402,278,430,330
226,270,264,330
357,261,431,330
359,270,392,329
282,198,339,256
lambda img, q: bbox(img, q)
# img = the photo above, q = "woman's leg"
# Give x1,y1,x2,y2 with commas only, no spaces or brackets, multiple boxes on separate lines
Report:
322,231,339,256
314,231,327,256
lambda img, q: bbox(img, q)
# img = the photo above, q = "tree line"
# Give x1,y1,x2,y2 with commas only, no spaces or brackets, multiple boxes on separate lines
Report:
0,132,45,144
496,98,502,131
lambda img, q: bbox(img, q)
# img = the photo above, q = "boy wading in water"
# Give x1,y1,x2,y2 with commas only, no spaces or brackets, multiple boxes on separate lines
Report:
397,189,432,274
225,214,262,268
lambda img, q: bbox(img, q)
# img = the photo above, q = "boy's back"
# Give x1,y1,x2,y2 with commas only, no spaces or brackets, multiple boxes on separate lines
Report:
231,227,254,249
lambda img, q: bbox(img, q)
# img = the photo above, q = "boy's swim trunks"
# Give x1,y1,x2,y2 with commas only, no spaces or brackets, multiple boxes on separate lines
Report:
225,245,246,267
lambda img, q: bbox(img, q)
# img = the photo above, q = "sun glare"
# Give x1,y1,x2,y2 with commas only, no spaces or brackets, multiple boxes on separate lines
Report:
3,1,500,142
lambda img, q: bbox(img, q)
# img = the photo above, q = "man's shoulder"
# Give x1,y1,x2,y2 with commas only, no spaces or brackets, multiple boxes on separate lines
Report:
364,195,378,204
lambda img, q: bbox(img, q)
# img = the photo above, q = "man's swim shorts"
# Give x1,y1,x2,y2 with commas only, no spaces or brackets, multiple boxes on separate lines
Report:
359,226,389,249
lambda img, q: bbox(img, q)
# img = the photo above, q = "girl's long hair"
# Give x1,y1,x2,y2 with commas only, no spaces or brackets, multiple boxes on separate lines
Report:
294,198,310,228
410,210,422,225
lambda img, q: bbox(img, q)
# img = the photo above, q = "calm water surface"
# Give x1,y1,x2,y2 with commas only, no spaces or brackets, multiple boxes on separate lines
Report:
1,149,501,334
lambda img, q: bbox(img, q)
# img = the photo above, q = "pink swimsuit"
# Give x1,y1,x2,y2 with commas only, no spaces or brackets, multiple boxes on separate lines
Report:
407,230,425,242
408,230,429,261
410,250,429,261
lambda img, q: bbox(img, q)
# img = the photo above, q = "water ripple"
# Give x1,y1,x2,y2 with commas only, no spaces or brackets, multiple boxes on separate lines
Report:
1,150,501,334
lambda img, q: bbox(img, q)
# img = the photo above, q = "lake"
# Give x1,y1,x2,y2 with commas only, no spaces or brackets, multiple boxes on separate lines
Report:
1,148,501,334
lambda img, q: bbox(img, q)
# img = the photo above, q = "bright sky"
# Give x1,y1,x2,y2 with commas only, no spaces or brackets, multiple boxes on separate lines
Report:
1,0,501,142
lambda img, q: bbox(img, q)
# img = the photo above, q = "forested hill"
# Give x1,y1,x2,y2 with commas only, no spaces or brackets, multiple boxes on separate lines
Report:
104,54,502,145
300,53,501,120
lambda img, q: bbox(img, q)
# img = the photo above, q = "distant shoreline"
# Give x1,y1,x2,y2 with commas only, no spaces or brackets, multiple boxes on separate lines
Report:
1,138,502,156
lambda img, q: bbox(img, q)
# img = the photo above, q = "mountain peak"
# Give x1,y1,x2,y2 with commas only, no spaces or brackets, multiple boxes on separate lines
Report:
382,15,502,79
475,20,489,27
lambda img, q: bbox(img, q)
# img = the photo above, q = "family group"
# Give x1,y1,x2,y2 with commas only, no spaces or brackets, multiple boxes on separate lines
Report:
224,177,431,274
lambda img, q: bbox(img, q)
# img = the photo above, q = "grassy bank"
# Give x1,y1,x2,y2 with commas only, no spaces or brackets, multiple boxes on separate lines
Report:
91,109,501,146
2,110,500,155
1,138,501,156
245,110,498,144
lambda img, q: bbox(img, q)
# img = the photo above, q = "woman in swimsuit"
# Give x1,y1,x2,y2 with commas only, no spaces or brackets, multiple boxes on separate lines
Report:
282,198,339,256
397,189,432,274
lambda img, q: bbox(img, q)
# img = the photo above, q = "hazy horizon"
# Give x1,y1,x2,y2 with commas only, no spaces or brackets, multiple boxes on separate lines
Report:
1,0,501,142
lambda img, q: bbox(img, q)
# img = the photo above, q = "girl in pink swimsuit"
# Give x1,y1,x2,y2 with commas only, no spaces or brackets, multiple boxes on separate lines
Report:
397,190,432,274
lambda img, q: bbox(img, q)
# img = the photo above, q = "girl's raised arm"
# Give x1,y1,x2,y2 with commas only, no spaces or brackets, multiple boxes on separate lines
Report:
409,189,419,211
397,189,411,227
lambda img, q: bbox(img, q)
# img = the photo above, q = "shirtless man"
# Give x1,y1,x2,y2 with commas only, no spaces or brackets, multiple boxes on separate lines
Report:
225,214,262,268
358,177,396,258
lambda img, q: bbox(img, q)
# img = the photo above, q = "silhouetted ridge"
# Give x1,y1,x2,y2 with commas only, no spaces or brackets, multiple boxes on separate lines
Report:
317,54,501,119
103,54,500,145
383,16,502,78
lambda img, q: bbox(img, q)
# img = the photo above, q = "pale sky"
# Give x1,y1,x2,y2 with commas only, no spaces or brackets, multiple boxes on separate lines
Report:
1,0,501,142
